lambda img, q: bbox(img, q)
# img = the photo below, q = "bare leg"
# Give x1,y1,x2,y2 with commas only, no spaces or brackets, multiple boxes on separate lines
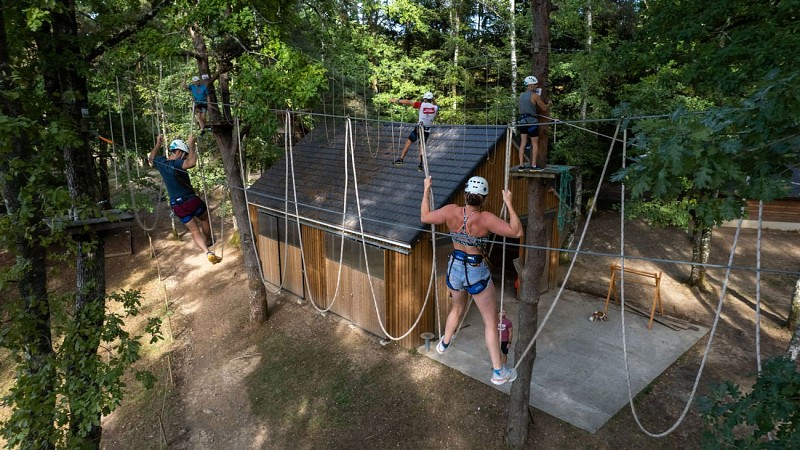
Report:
472,282,503,370
184,217,211,254
442,289,468,345
531,135,540,167
196,111,206,130
397,139,413,160
518,133,528,166
197,210,214,246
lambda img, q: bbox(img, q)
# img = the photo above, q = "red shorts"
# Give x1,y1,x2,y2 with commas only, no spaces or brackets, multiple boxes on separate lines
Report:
171,196,207,223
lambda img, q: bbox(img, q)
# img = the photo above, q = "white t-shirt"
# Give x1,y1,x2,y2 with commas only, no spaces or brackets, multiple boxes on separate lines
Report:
414,101,439,127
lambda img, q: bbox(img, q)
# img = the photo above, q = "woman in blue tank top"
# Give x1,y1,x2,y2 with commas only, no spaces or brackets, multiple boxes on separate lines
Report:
420,175,523,385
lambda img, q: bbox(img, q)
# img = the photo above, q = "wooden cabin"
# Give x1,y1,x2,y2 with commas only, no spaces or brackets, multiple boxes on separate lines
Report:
246,119,570,348
728,167,800,230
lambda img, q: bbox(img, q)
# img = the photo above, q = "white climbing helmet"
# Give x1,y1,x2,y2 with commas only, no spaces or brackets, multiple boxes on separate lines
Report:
422,91,434,100
523,75,538,86
465,176,489,196
169,139,189,153
191,76,200,82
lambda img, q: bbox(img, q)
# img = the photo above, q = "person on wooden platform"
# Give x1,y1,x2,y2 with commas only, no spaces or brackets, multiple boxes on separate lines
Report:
390,91,439,172
420,175,524,385
518,75,551,171
182,76,209,134
149,134,221,264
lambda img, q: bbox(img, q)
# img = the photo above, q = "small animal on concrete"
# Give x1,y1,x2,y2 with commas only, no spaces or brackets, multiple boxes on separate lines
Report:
589,310,608,322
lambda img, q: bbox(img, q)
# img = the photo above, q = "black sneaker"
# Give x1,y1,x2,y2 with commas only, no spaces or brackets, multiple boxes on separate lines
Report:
393,158,404,166
532,165,544,171
418,164,424,172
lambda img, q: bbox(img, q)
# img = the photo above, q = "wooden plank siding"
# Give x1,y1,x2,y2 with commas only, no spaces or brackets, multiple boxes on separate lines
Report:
325,259,387,338
301,225,327,308
745,199,800,223
250,205,282,287
385,240,438,349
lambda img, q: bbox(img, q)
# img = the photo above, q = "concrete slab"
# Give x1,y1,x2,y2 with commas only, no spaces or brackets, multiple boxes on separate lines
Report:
418,288,709,433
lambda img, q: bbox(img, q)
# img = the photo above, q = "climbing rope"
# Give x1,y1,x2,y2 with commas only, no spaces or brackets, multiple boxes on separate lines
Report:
289,111,351,314
618,123,747,437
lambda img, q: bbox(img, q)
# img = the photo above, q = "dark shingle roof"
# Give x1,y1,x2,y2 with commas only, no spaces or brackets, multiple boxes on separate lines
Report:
247,120,506,250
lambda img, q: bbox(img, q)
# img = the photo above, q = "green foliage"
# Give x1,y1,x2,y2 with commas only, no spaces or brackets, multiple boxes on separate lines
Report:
0,289,163,447
699,357,800,449
623,197,693,228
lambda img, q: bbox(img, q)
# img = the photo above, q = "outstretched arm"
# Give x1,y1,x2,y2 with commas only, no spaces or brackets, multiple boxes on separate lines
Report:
148,135,163,166
182,134,198,170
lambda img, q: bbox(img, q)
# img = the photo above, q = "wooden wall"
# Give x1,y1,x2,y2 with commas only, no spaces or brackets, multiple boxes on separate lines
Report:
745,199,800,223
302,225,327,307
325,259,387,337
385,239,438,349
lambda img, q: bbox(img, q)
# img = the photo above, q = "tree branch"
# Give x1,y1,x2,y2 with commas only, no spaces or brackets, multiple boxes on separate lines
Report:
85,0,173,62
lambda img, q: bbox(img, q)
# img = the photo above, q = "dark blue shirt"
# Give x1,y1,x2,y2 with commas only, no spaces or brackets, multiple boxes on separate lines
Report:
153,156,195,202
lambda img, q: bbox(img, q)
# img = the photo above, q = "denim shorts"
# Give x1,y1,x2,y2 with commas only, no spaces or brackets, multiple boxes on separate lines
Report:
446,253,491,294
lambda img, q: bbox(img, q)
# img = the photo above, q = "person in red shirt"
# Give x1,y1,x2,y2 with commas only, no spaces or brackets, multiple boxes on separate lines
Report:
498,310,513,366
391,91,439,171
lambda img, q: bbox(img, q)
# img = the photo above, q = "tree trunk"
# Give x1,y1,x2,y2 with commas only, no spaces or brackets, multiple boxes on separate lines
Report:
36,2,107,446
787,277,800,361
188,28,269,322
507,0,551,446
214,127,270,322
688,214,711,288
788,277,800,331
509,0,517,124
67,239,106,448
0,7,56,443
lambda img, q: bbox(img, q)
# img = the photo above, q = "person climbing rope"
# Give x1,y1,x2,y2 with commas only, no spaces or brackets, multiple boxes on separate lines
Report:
420,175,523,385
518,75,551,171
148,134,221,264
391,91,439,172
182,76,209,133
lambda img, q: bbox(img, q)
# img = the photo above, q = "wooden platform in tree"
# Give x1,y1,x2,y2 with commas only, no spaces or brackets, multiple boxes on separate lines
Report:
510,164,574,179
45,209,134,234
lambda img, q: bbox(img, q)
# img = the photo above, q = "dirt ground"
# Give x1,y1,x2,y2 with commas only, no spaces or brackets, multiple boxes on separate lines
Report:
2,202,798,449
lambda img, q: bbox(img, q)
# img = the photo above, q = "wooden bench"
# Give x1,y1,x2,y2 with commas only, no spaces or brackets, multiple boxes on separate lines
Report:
603,263,663,330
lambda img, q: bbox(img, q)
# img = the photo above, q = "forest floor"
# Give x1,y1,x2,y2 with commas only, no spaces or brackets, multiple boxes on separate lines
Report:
1,203,798,449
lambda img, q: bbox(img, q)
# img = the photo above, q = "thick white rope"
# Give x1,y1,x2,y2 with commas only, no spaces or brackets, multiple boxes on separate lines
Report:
512,120,622,372
618,127,745,438
238,117,288,295
356,120,435,341
419,125,444,341
497,126,512,346
298,116,351,314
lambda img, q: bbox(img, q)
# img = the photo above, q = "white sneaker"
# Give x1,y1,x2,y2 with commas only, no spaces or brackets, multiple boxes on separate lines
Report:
435,339,450,354
490,366,517,385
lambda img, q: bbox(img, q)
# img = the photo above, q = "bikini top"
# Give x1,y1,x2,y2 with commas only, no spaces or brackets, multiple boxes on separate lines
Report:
450,208,486,247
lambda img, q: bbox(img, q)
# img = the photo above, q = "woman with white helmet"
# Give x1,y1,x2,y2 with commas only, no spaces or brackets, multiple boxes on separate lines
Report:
420,175,524,385
390,91,439,172
148,134,221,264
518,75,551,170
